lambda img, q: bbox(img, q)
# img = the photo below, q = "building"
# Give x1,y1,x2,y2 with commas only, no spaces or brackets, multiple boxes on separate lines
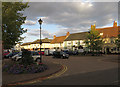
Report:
64,21,119,53
95,21,119,53
20,42,32,50
50,32,70,50
21,38,52,51
14,43,22,51
64,32,88,51
20,21,119,53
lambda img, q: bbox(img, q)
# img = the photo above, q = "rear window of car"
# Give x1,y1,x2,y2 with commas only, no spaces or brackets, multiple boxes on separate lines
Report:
31,52,39,56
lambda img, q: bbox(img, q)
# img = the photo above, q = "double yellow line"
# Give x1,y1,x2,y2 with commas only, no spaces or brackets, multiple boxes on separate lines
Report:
47,64,67,79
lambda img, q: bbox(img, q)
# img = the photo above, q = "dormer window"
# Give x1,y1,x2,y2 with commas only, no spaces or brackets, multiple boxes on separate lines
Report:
100,33,103,36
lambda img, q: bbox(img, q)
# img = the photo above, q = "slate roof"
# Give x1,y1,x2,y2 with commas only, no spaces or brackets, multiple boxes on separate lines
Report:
64,32,88,41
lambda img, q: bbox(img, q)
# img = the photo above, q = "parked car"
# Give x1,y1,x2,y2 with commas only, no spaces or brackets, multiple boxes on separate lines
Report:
11,52,22,61
3,52,10,57
73,49,79,55
4,52,19,58
63,50,73,55
82,51,103,56
38,51,44,55
11,51,41,62
44,49,55,56
53,51,69,59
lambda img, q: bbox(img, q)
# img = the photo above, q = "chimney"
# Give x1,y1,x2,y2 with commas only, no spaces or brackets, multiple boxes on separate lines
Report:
91,24,96,31
53,35,56,39
66,32,70,37
113,21,117,27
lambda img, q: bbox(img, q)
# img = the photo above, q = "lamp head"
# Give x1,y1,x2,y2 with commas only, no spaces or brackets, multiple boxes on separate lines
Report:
38,18,43,25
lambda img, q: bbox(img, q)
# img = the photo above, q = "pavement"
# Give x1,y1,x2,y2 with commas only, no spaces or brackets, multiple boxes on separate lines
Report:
2,59,64,86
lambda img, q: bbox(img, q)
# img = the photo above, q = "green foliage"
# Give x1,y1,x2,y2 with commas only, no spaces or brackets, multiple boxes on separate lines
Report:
115,34,120,48
19,49,35,66
84,29,103,52
2,2,29,49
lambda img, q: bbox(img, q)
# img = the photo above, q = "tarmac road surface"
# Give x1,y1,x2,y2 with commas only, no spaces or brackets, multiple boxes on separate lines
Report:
33,55,119,85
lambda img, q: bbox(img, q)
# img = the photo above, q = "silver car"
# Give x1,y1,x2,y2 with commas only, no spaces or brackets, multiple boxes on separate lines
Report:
11,51,41,62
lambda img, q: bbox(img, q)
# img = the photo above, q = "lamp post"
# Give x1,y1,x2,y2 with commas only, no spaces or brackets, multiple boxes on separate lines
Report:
38,18,43,63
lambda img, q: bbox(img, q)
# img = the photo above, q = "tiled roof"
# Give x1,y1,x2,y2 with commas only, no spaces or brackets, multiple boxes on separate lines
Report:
31,38,53,44
50,36,67,44
21,38,52,46
96,26,119,38
21,42,32,46
64,32,88,41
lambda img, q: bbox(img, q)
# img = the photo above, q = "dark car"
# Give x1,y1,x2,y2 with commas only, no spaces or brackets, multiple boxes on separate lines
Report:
72,50,79,55
63,50,73,55
82,51,103,56
5,52,19,58
53,51,69,59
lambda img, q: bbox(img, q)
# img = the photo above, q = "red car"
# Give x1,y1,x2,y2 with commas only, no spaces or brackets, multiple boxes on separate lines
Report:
3,52,10,57
38,51,44,55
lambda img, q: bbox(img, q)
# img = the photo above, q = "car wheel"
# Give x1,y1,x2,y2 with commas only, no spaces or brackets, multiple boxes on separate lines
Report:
53,56,55,58
17,58,21,62
13,57,16,61
62,56,64,59
66,55,69,59
36,58,41,62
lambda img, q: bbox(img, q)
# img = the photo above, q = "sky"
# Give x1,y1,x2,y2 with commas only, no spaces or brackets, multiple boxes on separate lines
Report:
21,1,118,43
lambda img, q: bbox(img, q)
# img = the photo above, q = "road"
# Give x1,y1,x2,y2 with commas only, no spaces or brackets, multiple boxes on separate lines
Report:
33,55,119,85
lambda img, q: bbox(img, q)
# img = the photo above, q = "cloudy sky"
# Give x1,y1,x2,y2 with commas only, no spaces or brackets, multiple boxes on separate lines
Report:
21,1,118,43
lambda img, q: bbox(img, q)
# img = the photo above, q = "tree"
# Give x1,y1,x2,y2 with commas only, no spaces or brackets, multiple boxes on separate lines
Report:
115,34,120,48
2,2,29,49
19,49,35,66
84,25,103,53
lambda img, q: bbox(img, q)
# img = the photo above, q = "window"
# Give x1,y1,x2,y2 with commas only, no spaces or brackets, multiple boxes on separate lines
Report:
117,47,119,51
111,49,113,52
113,47,116,51
64,47,67,49
32,52,39,56
111,39,114,43
100,33,103,36
68,43,71,45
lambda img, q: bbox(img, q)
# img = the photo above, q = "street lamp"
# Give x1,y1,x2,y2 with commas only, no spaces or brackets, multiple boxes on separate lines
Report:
38,18,43,63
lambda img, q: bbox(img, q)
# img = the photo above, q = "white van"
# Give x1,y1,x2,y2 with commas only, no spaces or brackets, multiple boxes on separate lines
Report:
44,49,55,56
